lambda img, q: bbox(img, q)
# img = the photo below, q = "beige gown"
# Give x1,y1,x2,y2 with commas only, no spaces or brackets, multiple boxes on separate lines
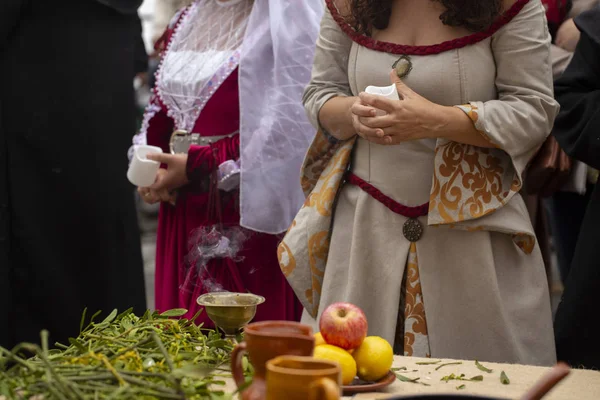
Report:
300,0,558,366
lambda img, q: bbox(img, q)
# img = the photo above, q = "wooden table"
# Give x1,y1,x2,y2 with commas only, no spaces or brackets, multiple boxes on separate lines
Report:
223,356,600,399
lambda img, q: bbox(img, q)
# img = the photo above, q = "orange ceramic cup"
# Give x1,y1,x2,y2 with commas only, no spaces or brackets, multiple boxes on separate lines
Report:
266,356,341,400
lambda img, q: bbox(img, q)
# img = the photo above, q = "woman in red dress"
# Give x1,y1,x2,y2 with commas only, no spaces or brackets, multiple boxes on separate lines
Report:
132,0,322,326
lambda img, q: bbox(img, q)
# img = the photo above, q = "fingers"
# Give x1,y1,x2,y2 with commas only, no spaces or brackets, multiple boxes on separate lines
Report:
138,186,175,205
359,92,396,113
351,102,378,118
358,114,394,129
139,188,160,204
150,169,170,191
389,70,412,99
156,188,173,203
352,114,384,138
146,152,173,164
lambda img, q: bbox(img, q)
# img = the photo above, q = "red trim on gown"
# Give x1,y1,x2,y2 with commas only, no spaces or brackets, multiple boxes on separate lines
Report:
144,68,302,326
325,0,531,55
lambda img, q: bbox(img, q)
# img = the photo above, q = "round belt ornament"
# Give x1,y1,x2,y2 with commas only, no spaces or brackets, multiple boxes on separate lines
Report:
403,218,423,242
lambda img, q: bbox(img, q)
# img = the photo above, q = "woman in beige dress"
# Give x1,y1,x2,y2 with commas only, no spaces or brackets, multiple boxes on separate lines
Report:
298,0,558,366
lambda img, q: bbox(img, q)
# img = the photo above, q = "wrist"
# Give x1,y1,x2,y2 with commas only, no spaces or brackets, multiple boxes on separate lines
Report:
319,96,358,141
425,104,456,139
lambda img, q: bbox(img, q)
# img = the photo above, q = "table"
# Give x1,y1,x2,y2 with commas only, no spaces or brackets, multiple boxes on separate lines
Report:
223,356,600,399
348,356,600,399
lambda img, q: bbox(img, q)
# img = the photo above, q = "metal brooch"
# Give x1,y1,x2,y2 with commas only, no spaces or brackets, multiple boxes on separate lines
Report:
392,55,413,79
403,218,423,242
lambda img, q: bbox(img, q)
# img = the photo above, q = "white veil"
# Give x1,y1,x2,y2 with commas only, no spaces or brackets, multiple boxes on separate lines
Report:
239,0,324,234
130,0,323,234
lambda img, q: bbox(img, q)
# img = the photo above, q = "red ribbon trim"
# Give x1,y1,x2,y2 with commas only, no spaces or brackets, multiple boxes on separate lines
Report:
346,173,429,218
326,0,531,56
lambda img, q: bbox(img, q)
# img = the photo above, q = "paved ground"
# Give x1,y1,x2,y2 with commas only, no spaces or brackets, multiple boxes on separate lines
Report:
136,198,564,316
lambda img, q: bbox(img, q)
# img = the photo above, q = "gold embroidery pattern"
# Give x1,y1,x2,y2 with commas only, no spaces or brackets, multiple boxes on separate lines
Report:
278,132,357,317
430,103,534,252
513,233,535,254
301,131,338,196
278,241,296,277
403,242,430,357
431,142,510,222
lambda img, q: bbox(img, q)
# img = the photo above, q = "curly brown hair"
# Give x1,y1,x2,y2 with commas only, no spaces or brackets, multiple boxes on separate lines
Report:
347,0,504,36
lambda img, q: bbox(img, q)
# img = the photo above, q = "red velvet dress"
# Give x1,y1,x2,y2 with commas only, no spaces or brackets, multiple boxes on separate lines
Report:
144,68,302,327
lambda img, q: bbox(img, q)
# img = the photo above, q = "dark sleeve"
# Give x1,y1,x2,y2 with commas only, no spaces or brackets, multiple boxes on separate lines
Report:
0,0,28,51
552,31,600,170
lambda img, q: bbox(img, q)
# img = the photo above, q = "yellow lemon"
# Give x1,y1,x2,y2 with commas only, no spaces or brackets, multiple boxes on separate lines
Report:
314,332,326,347
352,336,393,382
313,344,357,385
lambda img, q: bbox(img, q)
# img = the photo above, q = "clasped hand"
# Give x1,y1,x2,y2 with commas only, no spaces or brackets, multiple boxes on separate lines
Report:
351,70,442,145
138,153,189,205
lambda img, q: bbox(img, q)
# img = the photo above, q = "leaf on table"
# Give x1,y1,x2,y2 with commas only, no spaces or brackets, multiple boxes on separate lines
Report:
500,371,510,385
159,308,188,317
395,374,420,383
441,373,483,383
442,374,465,382
416,360,442,365
394,373,431,386
435,362,462,371
456,384,466,390
475,360,493,373
392,367,407,371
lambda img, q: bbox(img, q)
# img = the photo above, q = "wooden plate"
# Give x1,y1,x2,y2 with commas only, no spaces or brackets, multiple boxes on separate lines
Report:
342,371,396,395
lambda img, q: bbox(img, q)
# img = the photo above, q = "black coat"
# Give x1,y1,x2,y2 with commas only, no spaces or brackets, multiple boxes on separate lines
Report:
552,6,600,370
0,0,146,349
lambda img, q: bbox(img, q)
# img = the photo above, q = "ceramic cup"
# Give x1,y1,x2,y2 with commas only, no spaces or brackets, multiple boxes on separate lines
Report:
266,356,341,400
231,321,314,400
127,145,163,187
365,84,400,116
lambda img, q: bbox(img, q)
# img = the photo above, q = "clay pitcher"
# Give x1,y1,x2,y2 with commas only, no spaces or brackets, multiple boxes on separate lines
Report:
231,321,314,400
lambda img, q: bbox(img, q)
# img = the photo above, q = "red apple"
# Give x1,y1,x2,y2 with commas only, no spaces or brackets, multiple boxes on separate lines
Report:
319,302,368,350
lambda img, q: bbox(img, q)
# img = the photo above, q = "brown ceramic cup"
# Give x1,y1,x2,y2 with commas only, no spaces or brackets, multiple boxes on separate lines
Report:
231,321,314,400
266,356,341,400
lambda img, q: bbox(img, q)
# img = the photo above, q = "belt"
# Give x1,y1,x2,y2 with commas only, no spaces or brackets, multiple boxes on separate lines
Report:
169,129,239,154
346,172,429,242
